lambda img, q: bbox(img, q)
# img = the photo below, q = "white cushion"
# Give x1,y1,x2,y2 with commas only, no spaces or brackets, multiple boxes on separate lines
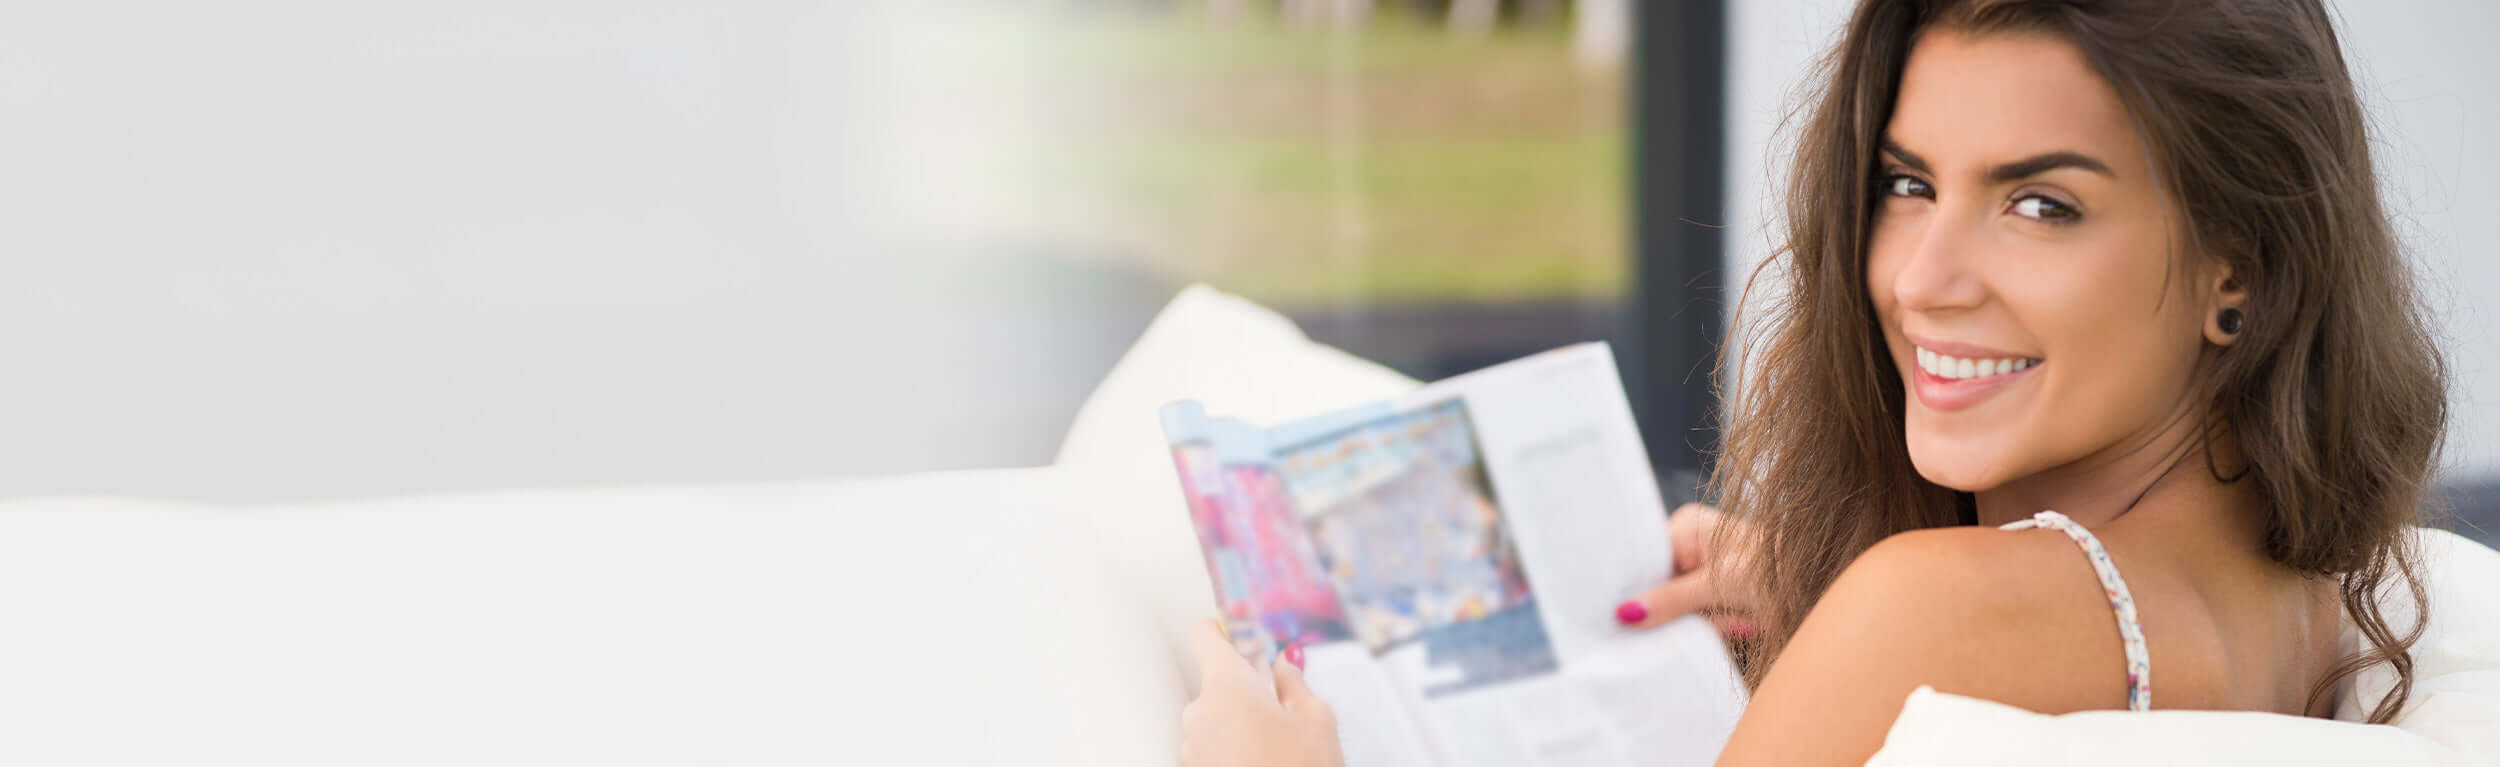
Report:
0,472,1176,766
1868,687,2477,766
0,284,1421,767
1054,284,1417,467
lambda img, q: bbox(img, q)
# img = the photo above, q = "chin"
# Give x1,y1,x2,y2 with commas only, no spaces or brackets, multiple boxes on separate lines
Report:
1904,424,2010,493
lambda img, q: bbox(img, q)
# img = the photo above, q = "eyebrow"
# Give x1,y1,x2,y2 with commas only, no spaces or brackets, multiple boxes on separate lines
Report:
1880,139,2117,184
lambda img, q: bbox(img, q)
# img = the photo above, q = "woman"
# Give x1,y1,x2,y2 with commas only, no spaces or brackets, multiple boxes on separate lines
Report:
1180,0,2447,764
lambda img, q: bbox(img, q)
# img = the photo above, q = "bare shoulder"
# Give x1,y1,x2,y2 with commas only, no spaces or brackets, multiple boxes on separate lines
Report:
1716,526,2138,767
1855,525,2238,709
1812,526,2141,703
1845,525,2115,613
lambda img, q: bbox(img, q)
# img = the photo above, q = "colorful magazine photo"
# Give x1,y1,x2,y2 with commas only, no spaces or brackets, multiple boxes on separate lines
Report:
1168,431,1355,654
1163,397,1558,697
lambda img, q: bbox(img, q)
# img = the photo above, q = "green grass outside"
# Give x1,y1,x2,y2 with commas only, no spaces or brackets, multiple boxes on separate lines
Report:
1035,11,1630,305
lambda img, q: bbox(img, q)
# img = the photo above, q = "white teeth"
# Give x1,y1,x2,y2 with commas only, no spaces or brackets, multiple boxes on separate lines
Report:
1913,346,2039,380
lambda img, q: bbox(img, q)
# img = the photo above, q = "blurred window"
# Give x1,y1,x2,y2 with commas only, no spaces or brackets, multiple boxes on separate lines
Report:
1036,0,1635,379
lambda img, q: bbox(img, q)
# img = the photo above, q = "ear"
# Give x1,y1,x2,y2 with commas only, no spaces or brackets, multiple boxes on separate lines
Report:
2202,264,2250,346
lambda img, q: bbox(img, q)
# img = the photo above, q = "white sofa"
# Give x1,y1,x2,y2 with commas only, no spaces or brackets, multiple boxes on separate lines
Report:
1,286,2492,765
0,473,1176,765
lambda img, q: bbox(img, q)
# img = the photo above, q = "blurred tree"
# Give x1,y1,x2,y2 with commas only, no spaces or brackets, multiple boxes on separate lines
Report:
1448,0,1496,34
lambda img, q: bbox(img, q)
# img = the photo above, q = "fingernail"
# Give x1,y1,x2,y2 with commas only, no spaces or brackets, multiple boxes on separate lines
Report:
1283,642,1305,670
1729,620,1758,640
1614,600,1648,625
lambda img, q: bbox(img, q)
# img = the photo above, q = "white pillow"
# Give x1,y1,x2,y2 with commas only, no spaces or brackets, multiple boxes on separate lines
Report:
1867,687,2477,766
1054,284,1417,467
1050,284,1418,662
0,471,1181,766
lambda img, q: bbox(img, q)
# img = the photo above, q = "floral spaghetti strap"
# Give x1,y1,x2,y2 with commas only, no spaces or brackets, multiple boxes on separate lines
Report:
1999,510,2151,711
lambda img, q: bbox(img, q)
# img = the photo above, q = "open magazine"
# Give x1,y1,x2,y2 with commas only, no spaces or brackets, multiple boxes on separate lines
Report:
1161,343,1748,767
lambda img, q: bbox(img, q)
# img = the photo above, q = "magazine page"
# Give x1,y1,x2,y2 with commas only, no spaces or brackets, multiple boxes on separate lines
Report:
1160,342,1745,767
1262,399,1562,694
1301,643,1451,767
1255,395,1566,766
1160,404,1445,767
1255,352,1741,767
1399,343,1748,766
1401,343,1676,665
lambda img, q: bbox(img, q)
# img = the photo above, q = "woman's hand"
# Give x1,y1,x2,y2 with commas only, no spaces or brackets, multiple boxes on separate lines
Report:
1616,503,1759,639
1180,619,1344,767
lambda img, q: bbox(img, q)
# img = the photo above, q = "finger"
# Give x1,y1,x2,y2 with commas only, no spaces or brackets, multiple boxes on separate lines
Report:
1189,618,1257,690
1625,571,1716,629
1668,503,1716,574
1271,646,1324,716
1671,502,1716,525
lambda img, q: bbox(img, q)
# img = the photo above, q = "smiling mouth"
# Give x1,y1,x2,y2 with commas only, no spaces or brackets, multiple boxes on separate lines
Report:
1914,346,2043,380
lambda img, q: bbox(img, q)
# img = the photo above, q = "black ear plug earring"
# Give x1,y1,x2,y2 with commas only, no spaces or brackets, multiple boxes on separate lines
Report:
2218,307,2245,336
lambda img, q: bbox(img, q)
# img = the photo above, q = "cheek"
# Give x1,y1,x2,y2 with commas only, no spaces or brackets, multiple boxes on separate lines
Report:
2041,293,2201,401
2001,245,2206,456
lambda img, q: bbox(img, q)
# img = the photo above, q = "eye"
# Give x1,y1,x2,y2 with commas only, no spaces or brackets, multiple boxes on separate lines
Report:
2011,194,2080,222
1883,174,1934,200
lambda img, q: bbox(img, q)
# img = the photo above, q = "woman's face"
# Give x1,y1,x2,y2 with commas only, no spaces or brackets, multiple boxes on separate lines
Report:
1868,27,2228,491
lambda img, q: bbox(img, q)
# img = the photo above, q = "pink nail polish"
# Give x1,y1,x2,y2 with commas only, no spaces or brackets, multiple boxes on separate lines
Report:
1615,601,1648,625
1283,642,1305,669
1729,621,1758,640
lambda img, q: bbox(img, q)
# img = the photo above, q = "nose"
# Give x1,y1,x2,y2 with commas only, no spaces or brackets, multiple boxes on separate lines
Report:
1888,212,1988,313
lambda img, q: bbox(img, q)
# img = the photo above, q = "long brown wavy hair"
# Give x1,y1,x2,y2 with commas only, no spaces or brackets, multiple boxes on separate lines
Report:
1712,0,2447,723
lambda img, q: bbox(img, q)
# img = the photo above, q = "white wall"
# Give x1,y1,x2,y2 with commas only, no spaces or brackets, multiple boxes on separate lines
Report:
0,3,1138,502
2331,1,2500,479
1726,0,2500,480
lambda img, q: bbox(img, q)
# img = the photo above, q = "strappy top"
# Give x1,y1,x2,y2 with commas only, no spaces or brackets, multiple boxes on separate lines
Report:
1999,510,2151,711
